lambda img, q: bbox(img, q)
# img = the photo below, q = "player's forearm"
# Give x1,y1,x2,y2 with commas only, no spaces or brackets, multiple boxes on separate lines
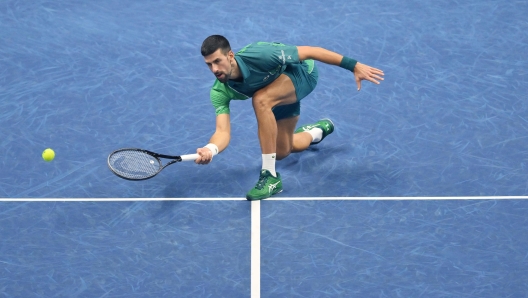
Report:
208,131,230,153
297,46,343,66
297,46,357,72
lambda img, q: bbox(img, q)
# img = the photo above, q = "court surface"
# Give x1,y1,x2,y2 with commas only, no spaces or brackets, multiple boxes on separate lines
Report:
1,0,527,297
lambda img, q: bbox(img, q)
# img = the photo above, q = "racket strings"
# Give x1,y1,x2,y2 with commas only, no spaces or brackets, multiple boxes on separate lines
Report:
108,150,161,180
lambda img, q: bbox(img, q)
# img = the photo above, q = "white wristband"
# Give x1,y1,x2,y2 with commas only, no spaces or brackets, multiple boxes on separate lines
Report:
204,143,219,156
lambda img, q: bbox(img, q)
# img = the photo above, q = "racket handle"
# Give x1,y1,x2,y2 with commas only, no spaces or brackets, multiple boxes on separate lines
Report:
180,153,200,162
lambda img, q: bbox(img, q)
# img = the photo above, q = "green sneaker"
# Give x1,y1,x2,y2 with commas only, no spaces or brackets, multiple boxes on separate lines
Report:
294,118,335,145
246,170,283,201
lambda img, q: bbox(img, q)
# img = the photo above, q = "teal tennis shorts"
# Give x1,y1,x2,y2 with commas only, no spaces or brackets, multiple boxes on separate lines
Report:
272,60,319,120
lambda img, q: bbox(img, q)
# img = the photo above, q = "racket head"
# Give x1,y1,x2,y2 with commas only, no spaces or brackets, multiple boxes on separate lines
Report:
107,148,163,180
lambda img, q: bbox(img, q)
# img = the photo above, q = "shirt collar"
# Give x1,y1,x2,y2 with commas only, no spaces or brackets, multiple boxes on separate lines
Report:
233,55,250,81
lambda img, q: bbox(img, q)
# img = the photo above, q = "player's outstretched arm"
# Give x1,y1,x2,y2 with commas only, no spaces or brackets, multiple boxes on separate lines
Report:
196,113,231,164
297,46,384,91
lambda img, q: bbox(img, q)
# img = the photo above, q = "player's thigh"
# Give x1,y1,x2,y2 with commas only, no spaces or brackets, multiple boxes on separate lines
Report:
276,115,299,160
252,74,298,110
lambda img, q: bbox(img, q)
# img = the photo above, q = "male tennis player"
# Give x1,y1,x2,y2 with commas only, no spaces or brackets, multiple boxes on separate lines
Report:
195,35,384,200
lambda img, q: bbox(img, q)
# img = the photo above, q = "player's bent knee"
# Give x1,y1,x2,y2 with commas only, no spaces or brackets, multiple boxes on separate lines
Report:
276,153,289,160
252,93,273,112
276,148,292,160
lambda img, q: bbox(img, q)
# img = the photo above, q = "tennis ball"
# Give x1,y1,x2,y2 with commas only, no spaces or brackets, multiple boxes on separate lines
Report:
42,148,55,162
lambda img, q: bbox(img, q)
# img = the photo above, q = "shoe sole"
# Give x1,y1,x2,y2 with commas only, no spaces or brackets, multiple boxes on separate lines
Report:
246,189,283,201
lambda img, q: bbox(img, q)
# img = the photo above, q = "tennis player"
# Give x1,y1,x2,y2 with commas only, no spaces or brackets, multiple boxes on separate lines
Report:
195,35,384,200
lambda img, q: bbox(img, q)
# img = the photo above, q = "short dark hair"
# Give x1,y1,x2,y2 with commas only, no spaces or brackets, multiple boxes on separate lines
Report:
201,35,231,56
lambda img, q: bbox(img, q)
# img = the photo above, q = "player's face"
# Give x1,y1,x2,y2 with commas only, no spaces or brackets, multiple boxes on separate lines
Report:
204,49,235,83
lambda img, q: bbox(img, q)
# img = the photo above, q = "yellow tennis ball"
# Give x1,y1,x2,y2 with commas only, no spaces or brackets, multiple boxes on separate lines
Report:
42,148,55,162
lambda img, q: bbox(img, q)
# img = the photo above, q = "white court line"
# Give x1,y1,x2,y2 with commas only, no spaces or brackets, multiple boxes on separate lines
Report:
267,196,528,200
251,200,261,298
0,198,246,201
1,196,528,201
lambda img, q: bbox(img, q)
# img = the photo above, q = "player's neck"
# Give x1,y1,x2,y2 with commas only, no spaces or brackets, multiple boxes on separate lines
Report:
229,59,243,82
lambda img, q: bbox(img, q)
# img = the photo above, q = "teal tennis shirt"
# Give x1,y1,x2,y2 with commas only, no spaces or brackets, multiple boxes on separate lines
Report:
209,42,302,116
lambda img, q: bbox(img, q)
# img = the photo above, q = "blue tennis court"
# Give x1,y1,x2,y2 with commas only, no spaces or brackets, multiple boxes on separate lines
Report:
1,0,527,297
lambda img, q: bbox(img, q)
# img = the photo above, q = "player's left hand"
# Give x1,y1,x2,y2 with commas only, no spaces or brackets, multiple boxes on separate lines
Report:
353,62,384,91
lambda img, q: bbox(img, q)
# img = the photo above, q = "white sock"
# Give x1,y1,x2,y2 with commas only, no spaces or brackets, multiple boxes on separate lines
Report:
307,128,323,143
262,153,277,177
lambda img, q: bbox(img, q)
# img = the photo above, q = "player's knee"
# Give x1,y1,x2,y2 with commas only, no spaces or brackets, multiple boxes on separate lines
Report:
276,153,289,160
252,91,273,111
276,148,292,160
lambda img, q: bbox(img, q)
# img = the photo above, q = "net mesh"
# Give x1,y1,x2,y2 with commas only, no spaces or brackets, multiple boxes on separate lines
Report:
108,150,161,180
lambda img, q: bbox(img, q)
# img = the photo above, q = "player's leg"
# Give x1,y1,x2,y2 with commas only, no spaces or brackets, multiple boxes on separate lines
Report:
252,59,322,161
250,109,334,200
251,74,297,157
247,61,325,200
246,74,296,201
294,118,335,146
276,115,309,159
251,75,324,165
275,114,334,158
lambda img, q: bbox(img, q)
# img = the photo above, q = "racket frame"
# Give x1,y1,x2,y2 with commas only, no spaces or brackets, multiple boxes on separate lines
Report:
107,148,198,181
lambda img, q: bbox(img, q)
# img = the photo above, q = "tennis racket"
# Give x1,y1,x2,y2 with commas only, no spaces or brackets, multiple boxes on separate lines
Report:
107,148,199,181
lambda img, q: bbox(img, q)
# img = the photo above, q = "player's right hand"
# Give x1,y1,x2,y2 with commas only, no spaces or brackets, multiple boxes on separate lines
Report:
353,62,385,91
195,147,214,165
